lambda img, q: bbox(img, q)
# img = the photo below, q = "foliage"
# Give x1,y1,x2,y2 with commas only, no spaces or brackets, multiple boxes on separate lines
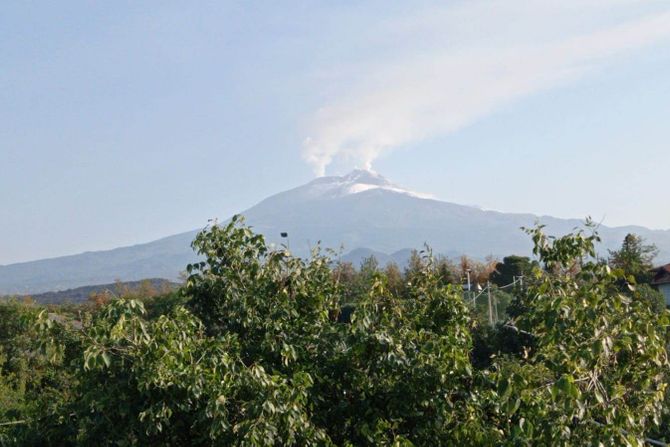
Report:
608,233,659,284
496,224,669,445
1,217,669,446
489,255,537,288
457,255,497,286
182,216,486,444
633,283,666,314
469,288,513,326
0,300,79,446
470,324,534,370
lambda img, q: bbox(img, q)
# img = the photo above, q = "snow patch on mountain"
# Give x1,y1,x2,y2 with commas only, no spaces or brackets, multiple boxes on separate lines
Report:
309,169,434,199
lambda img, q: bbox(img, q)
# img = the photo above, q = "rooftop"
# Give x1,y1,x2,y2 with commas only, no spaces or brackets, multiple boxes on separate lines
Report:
651,264,670,286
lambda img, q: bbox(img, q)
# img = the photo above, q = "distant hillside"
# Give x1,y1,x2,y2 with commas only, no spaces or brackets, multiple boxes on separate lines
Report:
0,232,198,295
339,247,473,268
340,248,416,268
9,278,181,305
2,169,669,295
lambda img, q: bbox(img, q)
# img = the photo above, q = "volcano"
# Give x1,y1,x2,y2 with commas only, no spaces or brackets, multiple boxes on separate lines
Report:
2,169,669,295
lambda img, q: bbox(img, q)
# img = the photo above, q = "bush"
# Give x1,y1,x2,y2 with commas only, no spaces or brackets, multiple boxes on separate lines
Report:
2,217,668,445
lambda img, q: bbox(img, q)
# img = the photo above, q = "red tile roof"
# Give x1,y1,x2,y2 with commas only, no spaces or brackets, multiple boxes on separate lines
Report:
652,264,670,285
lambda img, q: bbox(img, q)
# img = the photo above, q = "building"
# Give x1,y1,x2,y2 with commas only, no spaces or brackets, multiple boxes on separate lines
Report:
651,264,670,306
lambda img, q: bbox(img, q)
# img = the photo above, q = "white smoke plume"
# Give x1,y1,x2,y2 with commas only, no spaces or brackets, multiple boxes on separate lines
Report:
303,1,670,176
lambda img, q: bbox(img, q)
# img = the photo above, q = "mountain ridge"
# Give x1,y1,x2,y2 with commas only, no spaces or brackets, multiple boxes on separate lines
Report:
2,170,669,294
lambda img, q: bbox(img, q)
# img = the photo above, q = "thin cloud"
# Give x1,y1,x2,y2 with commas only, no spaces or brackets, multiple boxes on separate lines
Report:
302,2,670,176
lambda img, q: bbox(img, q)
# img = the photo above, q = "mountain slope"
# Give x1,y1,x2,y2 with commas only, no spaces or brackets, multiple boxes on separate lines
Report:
0,231,199,295
241,170,670,261
24,278,180,305
2,169,669,294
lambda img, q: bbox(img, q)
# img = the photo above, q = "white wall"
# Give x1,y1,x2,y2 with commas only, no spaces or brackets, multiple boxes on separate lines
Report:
659,284,670,306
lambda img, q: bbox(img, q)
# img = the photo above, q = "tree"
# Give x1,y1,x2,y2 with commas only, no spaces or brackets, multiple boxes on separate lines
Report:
403,249,426,287
383,262,404,296
489,255,537,287
331,261,358,304
5,217,669,445
356,255,380,297
0,300,78,445
497,224,669,445
457,255,498,287
40,216,484,445
608,233,658,284
435,256,458,286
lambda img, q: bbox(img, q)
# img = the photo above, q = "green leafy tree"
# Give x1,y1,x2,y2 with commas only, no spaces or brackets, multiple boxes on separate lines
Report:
608,233,658,284
403,249,426,287
356,255,380,298
494,224,669,445
0,300,78,445
332,261,358,305
489,255,536,287
383,262,404,296
435,256,458,286
5,217,669,446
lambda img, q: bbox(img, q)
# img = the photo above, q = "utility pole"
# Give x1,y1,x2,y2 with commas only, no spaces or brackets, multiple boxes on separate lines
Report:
487,281,494,326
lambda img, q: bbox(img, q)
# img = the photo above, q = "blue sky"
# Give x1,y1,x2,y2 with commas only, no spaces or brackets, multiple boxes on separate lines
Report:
2,1,670,264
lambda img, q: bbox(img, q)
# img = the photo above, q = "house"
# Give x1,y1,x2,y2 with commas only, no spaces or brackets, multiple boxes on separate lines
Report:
651,264,670,306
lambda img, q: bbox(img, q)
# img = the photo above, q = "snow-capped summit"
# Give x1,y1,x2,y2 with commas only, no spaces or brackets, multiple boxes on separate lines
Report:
305,169,431,199
340,168,389,185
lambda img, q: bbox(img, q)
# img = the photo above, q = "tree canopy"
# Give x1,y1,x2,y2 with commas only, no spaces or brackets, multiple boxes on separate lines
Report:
1,217,669,446
608,233,659,284
489,255,536,288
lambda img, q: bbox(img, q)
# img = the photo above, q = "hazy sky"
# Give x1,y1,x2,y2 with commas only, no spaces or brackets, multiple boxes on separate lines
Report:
2,1,670,264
